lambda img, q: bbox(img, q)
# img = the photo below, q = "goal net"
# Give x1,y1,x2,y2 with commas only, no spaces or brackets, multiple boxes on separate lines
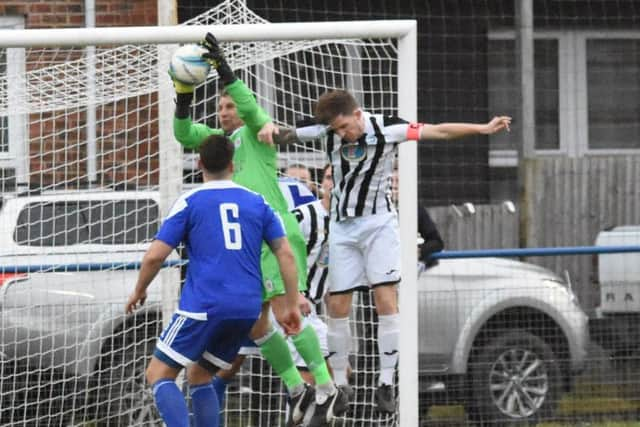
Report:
0,1,417,426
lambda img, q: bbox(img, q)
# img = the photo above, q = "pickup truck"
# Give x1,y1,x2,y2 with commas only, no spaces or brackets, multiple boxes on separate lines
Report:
589,226,640,373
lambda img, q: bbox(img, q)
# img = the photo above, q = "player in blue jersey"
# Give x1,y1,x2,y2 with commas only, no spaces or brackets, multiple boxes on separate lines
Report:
125,134,301,427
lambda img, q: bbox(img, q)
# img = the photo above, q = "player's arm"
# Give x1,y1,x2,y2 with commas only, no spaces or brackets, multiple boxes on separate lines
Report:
168,72,224,150
414,116,512,140
169,76,224,149
173,116,224,150
267,118,327,146
125,240,173,313
201,33,273,137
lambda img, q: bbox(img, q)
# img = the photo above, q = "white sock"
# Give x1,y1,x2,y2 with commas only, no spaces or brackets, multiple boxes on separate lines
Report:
377,313,400,386
315,380,337,405
327,316,351,386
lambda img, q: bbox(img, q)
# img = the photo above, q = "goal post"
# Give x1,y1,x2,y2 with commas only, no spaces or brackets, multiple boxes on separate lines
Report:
0,17,418,426
0,21,417,46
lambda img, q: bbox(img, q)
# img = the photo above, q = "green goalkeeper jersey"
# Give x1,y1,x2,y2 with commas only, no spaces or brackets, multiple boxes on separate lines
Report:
174,80,288,213
173,79,308,297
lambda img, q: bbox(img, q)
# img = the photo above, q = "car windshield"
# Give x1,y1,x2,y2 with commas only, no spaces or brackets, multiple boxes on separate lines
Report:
13,199,159,246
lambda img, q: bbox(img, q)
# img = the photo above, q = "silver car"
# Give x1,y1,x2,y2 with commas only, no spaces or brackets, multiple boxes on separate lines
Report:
418,257,588,424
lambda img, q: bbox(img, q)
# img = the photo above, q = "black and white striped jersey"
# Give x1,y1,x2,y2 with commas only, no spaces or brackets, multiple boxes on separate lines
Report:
291,199,330,304
296,111,414,222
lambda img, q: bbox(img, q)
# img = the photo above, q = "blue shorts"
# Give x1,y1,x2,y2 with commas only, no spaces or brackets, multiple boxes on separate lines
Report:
154,310,257,369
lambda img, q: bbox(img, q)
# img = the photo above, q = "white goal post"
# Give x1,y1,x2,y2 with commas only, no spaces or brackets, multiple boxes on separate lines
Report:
0,19,418,426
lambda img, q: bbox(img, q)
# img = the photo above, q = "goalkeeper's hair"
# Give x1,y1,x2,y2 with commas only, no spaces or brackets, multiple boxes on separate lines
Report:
199,134,234,175
315,89,360,125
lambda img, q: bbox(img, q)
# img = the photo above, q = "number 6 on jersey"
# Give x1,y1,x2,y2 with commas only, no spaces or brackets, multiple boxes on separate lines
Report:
220,203,242,249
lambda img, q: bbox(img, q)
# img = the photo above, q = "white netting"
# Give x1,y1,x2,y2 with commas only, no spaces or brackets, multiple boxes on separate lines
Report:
0,0,402,426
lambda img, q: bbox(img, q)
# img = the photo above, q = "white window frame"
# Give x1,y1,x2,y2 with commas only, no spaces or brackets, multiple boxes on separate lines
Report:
1,15,27,176
576,31,640,157
488,29,640,162
488,30,566,165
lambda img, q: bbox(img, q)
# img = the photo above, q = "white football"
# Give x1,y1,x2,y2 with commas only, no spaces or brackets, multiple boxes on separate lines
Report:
169,44,211,85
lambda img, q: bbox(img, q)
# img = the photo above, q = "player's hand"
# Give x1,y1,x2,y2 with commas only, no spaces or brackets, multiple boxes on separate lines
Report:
258,122,278,145
298,293,312,316
483,116,512,135
200,32,236,85
276,306,302,336
125,289,147,314
200,32,225,68
167,69,195,94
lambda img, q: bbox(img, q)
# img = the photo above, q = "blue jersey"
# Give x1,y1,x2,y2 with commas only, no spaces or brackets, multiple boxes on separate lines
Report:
278,177,317,211
155,180,285,316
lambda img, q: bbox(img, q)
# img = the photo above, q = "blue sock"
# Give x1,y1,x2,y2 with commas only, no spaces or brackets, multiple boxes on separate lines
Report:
190,382,220,427
152,379,189,427
212,376,229,411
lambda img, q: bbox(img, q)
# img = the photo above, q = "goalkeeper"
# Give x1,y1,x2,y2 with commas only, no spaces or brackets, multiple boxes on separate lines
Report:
170,33,347,426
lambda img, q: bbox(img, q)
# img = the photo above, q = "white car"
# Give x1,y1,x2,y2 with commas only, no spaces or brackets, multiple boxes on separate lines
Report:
0,189,171,425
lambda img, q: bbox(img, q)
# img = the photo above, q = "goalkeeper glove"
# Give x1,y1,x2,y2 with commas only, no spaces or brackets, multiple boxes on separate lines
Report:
167,69,195,95
167,70,194,119
200,32,236,86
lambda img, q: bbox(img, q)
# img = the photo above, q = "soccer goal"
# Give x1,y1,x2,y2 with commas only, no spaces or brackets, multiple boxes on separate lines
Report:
0,1,417,425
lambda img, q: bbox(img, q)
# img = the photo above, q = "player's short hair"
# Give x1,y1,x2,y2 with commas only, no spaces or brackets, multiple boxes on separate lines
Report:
322,163,332,176
199,134,234,174
315,89,359,125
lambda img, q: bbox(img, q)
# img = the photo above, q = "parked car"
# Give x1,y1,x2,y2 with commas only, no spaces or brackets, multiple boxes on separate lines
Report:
0,189,173,425
418,257,589,425
0,189,590,426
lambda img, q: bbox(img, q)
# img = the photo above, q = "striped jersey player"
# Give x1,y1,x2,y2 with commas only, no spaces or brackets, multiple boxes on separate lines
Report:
290,89,512,413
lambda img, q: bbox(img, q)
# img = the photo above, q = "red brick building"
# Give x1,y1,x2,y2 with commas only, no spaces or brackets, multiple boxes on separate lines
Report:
0,1,159,190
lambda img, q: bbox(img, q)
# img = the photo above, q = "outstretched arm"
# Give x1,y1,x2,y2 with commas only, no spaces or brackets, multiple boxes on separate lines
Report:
260,119,327,145
201,33,272,136
169,65,224,149
174,116,224,149
419,116,511,140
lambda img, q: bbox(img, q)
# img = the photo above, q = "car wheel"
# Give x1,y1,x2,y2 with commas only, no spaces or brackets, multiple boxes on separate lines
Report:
92,317,163,426
468,329,561,426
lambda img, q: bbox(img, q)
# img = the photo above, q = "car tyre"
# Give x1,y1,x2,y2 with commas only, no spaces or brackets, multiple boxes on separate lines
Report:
468,329,561,426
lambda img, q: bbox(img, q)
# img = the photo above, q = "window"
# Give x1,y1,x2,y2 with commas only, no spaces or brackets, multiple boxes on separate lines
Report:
488,31,640,158
14,199,159,246
587,39,640,150
87,200,159,244
488,38,560,152
14,202,89,246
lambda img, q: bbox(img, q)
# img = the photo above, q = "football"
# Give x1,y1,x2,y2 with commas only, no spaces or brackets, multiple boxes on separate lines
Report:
169,44,211,85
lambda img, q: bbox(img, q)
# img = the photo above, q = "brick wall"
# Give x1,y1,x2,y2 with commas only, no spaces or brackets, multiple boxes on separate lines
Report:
0,0,157,29
1,0,159,189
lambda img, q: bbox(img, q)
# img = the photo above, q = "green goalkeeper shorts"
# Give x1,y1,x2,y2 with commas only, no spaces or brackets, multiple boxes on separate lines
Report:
261,210,308,301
